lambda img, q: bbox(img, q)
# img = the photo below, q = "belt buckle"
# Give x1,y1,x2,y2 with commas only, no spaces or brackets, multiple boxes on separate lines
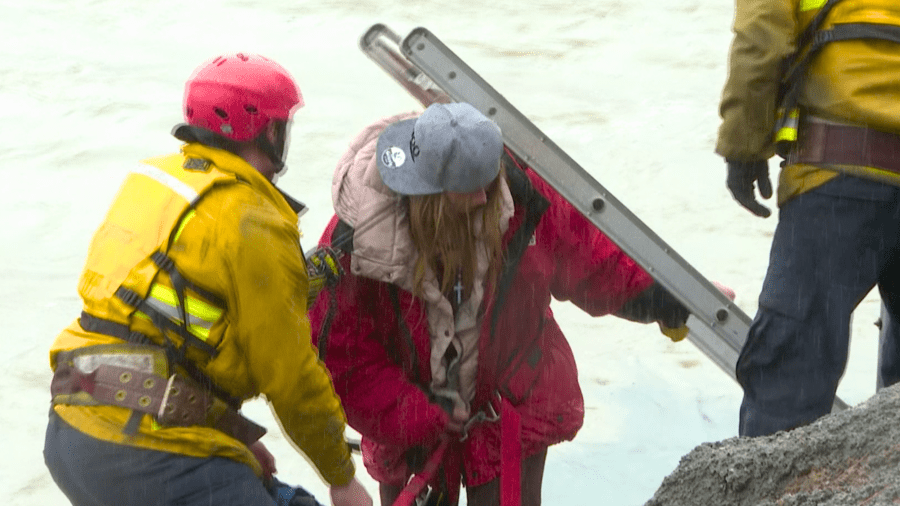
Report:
459,391,502,442
156,374,208,427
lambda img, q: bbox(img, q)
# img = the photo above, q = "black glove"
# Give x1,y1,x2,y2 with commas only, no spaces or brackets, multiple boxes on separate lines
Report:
266,477,325,506
726,159,773,218
615,282,690,329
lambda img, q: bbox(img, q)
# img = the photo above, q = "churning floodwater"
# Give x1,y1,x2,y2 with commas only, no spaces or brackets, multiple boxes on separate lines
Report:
0,1,883,504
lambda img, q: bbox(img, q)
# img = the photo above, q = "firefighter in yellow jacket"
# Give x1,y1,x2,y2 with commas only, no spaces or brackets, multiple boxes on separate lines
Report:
42,53,373,506
718,0,900,436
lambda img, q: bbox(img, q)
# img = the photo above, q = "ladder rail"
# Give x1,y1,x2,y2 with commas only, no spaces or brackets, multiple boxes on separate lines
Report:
359,24,849,411
401,28,749,363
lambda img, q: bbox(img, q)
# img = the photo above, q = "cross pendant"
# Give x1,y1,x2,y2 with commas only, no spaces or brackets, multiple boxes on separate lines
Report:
453,275,464,305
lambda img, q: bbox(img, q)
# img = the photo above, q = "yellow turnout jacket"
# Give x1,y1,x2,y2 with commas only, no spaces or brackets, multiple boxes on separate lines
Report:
717,0,900,204
49,143,355,486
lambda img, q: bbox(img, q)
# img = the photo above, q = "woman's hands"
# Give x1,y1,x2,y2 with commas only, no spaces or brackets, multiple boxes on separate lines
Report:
445,403,471,434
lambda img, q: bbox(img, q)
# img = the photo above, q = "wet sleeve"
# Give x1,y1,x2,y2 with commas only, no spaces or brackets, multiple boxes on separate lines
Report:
308,253,449,450
715,0,796,160
535,174,655,316
228,198,355,487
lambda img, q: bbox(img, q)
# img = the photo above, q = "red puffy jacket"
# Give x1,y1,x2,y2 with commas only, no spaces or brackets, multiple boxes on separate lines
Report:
309,149,653,492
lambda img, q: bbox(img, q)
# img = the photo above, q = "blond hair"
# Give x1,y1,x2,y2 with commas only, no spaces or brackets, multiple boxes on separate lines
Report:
407,165,506,300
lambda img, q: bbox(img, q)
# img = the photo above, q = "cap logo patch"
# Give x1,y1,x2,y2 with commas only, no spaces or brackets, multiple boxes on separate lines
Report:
409,131,420,161
183,157,211,172
381,147,406,169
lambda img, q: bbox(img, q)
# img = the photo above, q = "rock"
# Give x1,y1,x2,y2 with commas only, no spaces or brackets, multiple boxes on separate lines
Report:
644,384,900,506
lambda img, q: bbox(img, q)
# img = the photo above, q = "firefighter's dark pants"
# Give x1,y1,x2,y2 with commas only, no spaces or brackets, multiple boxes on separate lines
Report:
737,175,900,437
44,411,276,506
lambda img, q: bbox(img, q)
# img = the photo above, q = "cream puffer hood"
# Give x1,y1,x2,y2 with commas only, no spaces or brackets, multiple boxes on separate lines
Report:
332,111,420,292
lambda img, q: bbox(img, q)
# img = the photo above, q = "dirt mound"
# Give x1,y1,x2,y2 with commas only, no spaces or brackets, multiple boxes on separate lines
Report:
644,384,900,506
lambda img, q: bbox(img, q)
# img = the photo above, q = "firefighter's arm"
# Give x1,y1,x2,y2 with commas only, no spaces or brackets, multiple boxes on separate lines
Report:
231,206,355,487
716,0,795,161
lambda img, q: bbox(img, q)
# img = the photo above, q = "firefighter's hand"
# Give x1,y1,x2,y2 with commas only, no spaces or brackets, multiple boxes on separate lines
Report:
331,477,373,506
726,159,773,218
249,441,277,481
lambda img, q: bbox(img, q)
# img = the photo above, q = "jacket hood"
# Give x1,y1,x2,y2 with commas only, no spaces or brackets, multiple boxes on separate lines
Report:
331,111,421,291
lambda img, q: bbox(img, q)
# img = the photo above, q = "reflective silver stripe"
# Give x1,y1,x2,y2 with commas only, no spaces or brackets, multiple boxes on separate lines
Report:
74,352,156,374
143,297,215,331
134,163,199,203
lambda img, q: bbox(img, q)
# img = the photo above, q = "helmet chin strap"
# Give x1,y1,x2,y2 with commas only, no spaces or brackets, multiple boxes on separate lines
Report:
270,164,288,185
257,120,291,183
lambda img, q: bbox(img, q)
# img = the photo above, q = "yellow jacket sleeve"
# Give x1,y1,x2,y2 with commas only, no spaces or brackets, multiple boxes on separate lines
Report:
219,185,355,487
716,0,796,161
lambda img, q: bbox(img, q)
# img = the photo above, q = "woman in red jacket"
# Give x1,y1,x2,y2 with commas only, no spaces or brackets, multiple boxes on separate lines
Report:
309,103,695,506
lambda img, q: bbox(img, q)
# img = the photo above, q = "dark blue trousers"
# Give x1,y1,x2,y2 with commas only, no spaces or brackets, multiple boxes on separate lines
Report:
737,175,900,437
44,411,276,506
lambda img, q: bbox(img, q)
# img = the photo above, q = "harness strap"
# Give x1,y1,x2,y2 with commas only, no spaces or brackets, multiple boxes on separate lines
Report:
148,252,222,359
79,311,154,346
392,394,521,506
785,23,900,89
316,285,338,361
499,397,522,506
490,150,549,341
389,285,421,381
784,0,843,82
150,251,225,306
392,439,450,506
313,219,355,360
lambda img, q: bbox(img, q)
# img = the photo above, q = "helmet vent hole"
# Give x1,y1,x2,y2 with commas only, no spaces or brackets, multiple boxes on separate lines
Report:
185,107,193,119
244,105,258,115
214,108,229,119
237,53,249,61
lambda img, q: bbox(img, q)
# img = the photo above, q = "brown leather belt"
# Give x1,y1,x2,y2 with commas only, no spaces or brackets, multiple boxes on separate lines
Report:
52,348,266,446
788,121,900,174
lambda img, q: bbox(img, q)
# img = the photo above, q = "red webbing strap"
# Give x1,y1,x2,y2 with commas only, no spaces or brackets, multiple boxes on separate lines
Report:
500,397,522,506
392,439,450,506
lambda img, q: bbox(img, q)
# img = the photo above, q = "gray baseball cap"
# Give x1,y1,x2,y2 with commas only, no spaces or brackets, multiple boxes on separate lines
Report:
376,102,503,196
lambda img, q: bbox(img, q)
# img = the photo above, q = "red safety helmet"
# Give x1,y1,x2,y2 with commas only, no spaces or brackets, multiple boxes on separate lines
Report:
183,53,303,142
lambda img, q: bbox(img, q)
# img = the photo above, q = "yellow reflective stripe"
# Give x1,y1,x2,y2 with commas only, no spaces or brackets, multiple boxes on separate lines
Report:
142,284,223,341
134,163,199,202
133,310,212,341
189,325,210,341
148,284,222,323
775,109,800,142
775,127,798,143
172,210,196,244
143,297,214,340
800,0,827,12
